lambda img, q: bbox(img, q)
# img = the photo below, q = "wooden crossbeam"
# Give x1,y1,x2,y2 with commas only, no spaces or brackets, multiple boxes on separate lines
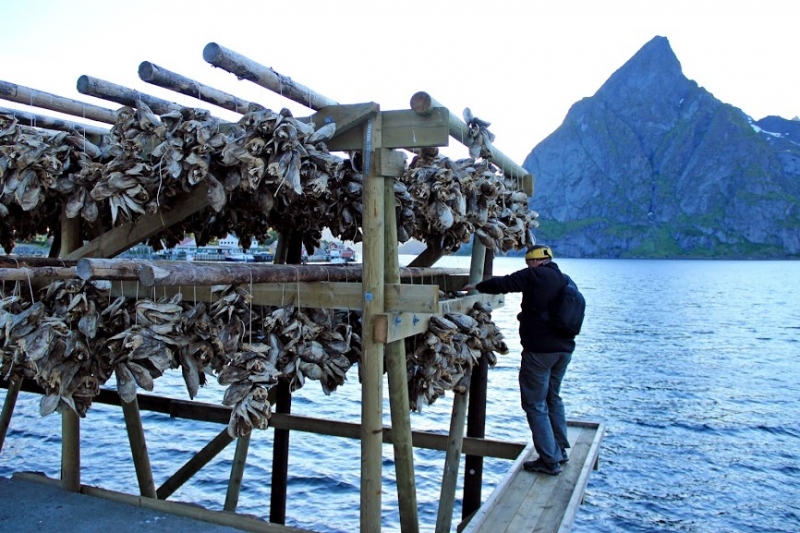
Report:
110,281,439,313
373,294,505,343
326,108,449,151
64,187,209,260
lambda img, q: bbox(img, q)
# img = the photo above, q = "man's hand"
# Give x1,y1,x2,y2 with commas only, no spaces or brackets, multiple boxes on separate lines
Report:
462,283,477,292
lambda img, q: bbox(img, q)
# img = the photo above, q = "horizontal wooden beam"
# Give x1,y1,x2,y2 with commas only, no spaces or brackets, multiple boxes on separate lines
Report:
373,294,505,343
326,109,449,151
0,105,109,136
438,293,505,315
5,379,531,460
410,91,533,195
305,103,378,138
139,61,253,115
0,79,116,124
77,75,183,116
0,266,77,282
203,43,338,112
110,281,439,313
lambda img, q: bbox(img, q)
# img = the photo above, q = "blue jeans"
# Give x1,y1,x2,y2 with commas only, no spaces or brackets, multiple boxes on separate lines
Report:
519,350,572,464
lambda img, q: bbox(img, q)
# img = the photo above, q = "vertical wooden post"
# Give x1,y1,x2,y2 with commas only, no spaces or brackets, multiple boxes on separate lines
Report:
361,113,385,532
270,233,299,523
224,432,251,512
60,213,81,492
270,380,291,524
122,399,157,497
463,241,489,516
0,376,23,453
434,371,472,533
436,241,486,531
382,152,419,533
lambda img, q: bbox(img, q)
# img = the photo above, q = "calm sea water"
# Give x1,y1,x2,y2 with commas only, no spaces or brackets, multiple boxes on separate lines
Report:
2,257,799,533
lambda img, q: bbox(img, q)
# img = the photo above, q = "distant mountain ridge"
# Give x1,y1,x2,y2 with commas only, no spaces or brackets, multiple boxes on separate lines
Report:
523,36,800,258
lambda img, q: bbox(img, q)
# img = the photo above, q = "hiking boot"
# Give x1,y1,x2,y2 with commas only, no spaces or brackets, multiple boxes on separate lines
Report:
523,458,562,475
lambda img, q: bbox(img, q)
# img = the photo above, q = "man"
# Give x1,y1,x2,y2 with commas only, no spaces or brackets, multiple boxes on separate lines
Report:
463,244,575,475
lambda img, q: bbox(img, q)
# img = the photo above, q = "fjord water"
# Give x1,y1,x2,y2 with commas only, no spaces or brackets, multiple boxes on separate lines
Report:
1,257,799,532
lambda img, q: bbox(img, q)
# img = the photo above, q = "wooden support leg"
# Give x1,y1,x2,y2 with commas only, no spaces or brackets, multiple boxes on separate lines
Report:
384,174,420,533
0,377,23,453
61,409,80,492
157,429,234,500
270,380,291,524
224,432,251,512
121,397,156,498
435,376,471,533
463,242,489,518
361,118,386,533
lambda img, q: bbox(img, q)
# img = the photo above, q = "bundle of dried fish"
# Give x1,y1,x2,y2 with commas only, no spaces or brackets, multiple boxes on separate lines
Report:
400,149,537,254
263,305,360,396
219,348,280,437
27,279,116,416
405,302,509,411
463,108,495,160
0,113,104,252
106,293,186,402
0,294,40,381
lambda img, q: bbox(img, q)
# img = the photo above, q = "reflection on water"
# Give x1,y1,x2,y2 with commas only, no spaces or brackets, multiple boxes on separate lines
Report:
2,257,799,532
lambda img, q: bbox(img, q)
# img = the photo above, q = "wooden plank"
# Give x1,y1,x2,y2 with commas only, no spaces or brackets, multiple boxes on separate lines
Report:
439,293,505,315
462,423,603,533
374,312,432,344
306,103,379,137
64,187,209,260
326,108,449,151
381,108,450,149
110,281,438,314
4,380,530,460
157,428,235,500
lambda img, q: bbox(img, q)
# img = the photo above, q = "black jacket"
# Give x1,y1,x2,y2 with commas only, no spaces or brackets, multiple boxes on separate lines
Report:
475,261,576,353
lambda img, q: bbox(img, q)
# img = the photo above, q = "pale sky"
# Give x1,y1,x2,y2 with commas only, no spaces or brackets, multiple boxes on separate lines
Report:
1,0,798,164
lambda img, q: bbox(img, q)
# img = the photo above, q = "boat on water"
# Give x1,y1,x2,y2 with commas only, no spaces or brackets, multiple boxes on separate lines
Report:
224,252,256,263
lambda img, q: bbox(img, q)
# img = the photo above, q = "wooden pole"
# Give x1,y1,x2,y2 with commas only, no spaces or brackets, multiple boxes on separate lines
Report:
462,242,489,518
0,257,77,268
269,380,291,524
0,79,116,124
138,61,253,115
157,428,235,500
202,43,338,111
60,212,82,492
74,257,466,286
409,91,533,194
0,376,22,453
76,75,183,116
122,399,157,498
434,372,472,533
0,266,77,282
382,151,419,533
0,106,109,136
361,114,385,532
224,432,251,512
268,233,300,525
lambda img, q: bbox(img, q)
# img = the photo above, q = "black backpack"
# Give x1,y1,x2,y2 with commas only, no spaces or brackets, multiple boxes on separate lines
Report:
547,274,586,337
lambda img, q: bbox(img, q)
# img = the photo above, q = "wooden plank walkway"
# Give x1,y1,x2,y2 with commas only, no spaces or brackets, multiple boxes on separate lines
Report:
461,420,605,533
